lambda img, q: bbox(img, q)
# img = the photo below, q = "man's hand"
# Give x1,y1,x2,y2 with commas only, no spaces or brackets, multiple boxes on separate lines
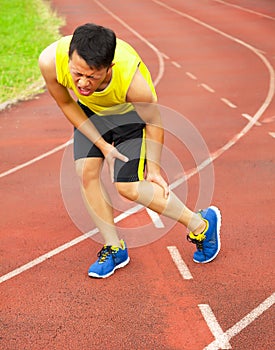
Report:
102,143,129,183
145,171,170,199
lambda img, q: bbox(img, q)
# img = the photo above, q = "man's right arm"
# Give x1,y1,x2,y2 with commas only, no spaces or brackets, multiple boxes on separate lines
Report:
38,43,128,179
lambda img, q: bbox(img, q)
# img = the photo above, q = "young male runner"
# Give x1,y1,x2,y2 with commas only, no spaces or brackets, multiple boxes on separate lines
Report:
39,23,221,278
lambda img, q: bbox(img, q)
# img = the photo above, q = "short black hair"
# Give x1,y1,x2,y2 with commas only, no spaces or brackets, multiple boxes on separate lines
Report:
69,23,116,69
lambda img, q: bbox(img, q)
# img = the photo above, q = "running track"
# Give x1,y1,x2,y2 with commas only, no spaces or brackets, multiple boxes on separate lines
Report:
1,1,274,349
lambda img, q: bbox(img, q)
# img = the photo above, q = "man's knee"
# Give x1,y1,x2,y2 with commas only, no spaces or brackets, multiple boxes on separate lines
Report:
115,182,139,201
75,158,102,189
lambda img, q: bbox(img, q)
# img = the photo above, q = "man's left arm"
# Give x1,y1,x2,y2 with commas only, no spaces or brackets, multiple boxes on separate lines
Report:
126,68,169,198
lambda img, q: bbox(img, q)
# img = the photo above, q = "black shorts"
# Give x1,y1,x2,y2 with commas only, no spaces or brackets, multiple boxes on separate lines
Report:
74,102,146,182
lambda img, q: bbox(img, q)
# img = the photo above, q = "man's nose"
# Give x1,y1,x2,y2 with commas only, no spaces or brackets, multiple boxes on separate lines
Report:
79,76,90,87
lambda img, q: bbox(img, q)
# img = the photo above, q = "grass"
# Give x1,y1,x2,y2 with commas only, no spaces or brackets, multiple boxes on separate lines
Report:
0,0,64,105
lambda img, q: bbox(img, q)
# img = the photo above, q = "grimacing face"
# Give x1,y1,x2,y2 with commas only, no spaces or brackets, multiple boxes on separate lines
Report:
69,50,112,96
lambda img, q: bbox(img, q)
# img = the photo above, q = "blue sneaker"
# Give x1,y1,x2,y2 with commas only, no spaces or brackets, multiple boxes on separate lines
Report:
187,206,221,263
88,240,130,278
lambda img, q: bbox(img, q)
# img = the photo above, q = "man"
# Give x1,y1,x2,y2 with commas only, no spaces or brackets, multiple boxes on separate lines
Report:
39,23,221,278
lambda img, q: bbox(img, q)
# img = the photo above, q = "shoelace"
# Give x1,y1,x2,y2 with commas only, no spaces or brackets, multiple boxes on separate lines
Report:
97,246,119,263
187,234,204,251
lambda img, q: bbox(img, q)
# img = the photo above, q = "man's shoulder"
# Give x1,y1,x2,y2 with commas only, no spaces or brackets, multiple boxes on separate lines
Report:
39,41,58,76
39,35,71,69
115,38,140,58
114,38,141,75
56,35,73,56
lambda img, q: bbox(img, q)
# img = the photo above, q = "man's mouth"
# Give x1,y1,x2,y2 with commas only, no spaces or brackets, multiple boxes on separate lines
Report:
78,87,92,96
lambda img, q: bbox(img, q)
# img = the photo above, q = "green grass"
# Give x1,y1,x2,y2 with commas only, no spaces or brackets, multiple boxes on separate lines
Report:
0,0,64,105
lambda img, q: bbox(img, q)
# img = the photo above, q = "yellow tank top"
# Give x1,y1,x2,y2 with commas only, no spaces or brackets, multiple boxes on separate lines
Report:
55,35,157,115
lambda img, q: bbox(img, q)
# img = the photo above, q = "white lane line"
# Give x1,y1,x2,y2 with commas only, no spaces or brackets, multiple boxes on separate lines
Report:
146,208,165,228
0,204,161,283
153,0,270,58
114,204,144,223
167,246,193,280
262,115,275,124
171,60,181,68
0,203,146,284
152,0,274,133
161,52,170,59
152,0,274,98
199,304,232,349
186,71,197,80
220,98,237,108
200,83,215,93
0,139,73,179
204,292,275,350
213,0,275,21
0,228,98,284
269,132,275,138
242,113,261,126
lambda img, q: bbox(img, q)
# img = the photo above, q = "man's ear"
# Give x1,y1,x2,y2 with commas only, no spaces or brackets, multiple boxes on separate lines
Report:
108,62,115,71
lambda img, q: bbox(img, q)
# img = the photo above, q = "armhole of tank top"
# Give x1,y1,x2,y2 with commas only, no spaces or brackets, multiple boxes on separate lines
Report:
55,42,62,84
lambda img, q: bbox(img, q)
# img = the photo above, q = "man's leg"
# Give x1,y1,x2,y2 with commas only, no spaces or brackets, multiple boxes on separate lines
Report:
76,157,130,278
75,157,121,247
73,106,131,278
115,180,205,233
116,180,221,263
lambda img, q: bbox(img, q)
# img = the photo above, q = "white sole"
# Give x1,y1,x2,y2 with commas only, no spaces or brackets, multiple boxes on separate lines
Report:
88,256,130,279
193,206,222,264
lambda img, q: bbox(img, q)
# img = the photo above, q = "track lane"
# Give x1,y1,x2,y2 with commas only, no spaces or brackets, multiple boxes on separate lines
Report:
0,94,72,173
1,1,274,349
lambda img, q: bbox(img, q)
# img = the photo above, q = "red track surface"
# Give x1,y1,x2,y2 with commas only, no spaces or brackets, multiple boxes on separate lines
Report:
1,1,274,349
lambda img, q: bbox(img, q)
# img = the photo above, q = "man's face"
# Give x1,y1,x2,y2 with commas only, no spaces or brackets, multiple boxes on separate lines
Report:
69,50,110,96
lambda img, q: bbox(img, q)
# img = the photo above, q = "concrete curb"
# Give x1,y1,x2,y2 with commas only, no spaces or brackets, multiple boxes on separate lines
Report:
0,80,46,112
